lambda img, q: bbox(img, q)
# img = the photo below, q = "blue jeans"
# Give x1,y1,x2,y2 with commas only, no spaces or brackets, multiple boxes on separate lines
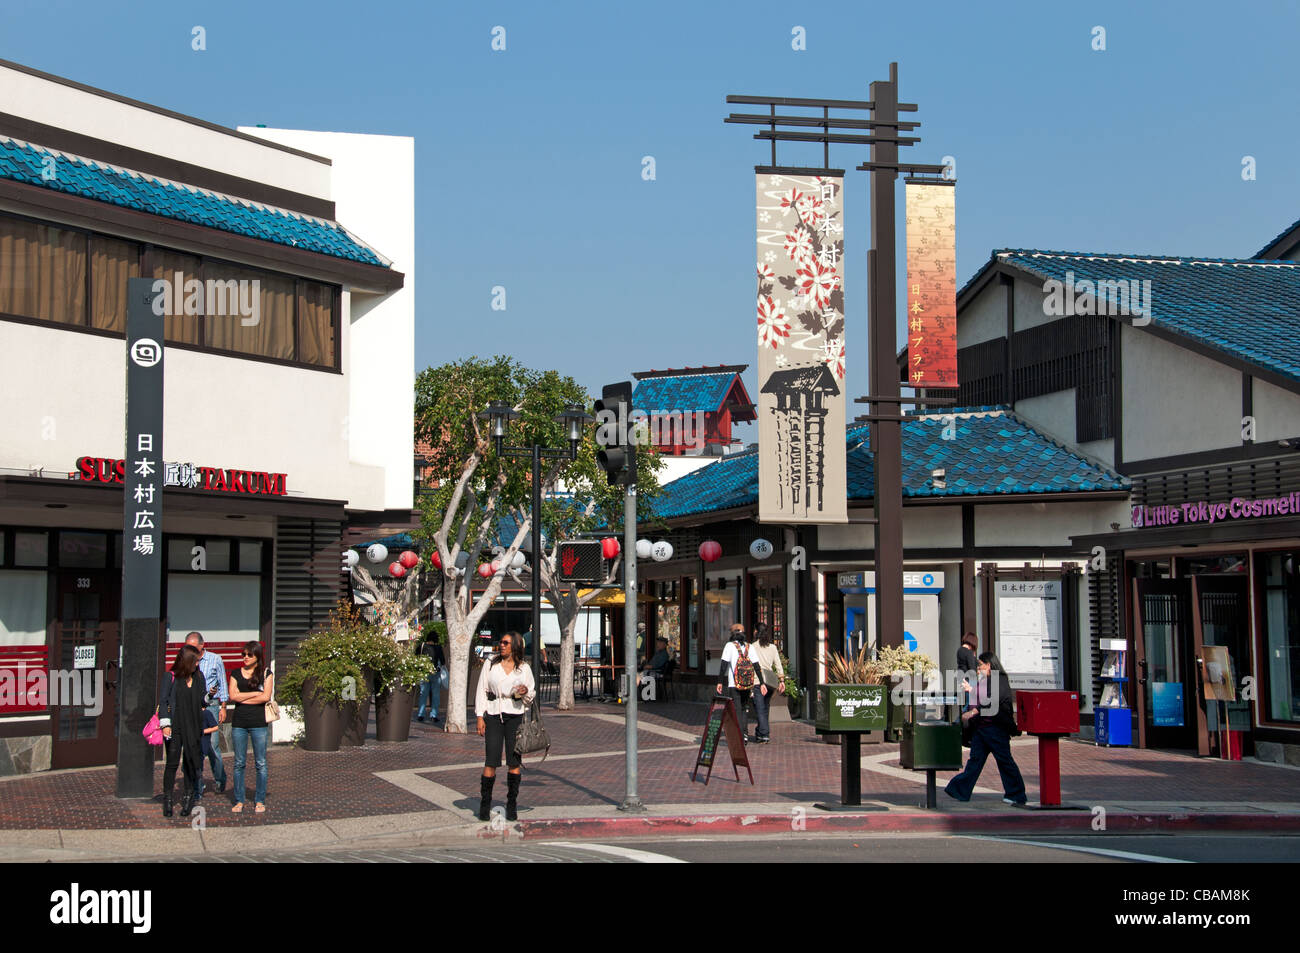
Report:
231,725,269,805
945,725,1026,802
417,670,445,720
751,685,771,739
200,702,226,791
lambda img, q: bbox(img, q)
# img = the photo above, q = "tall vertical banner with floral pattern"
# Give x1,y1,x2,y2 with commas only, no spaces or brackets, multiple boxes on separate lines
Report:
904,183,958,387
755,174,847,524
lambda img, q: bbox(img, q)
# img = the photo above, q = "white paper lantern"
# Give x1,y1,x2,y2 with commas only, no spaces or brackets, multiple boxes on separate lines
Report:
344,549,360,569
650,541,673,562
511,551,526,569
635,539,653,559
455,551,470,569
749,538,774,560
366,543,388,563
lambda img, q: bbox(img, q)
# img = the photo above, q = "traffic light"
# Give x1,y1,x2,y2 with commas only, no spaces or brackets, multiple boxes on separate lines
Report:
594,381,636,486
556,540,605,583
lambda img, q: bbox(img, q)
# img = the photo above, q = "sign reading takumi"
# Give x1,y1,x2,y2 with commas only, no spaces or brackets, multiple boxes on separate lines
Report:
755,174,848,524
904,183,957,388
76,456,288,496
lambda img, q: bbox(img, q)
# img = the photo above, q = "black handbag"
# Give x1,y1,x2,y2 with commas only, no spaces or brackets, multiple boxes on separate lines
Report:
513,698,551,762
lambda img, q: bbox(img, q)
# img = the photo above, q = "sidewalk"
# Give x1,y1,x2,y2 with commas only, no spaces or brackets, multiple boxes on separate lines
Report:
1,699,1298,860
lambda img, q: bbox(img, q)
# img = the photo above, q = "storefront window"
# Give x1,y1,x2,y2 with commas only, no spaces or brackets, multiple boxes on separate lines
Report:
0,218,86,325
168,538,198,571
58,532,107,568
703,572,737,673
90,236,140,332
1263,554,1300,724
0,571,47,645
14,532,48,567
239,540,263,573
655,580,680,660
153,249,203,345
166,575,260,643
205,266,295,361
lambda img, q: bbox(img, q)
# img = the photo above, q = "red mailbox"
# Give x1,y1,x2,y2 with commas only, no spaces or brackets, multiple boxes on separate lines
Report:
1016,690,1080,735
1014,690,1079,809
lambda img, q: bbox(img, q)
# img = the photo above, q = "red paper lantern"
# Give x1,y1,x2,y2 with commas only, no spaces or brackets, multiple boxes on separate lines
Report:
389,561,407,578
477,562,493,578
601,537,620,560
699,540,722,563
430,551,442,569
399,550,419,569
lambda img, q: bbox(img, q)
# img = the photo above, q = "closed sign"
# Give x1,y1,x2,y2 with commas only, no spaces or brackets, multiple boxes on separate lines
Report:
74,645,96,670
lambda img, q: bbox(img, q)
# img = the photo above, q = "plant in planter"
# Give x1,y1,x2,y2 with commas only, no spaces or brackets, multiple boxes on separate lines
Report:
337,625,402,746
875,646,938,740
279,605,368,752
779,652,804,719
374,644,436,743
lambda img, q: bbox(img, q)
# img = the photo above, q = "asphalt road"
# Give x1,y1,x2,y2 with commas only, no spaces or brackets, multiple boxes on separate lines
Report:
96,833,1300,864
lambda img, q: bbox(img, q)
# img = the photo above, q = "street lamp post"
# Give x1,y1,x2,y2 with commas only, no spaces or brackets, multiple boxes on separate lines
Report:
478,402,591,675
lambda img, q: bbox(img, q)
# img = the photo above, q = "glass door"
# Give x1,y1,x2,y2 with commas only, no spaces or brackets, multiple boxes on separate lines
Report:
1134,578,1197,748
1196,577,1251,755
51,570,120,769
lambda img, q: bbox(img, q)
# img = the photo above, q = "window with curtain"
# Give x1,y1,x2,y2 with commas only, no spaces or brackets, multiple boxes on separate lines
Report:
0,218,86,325
0,571,48,645
204,265,294,360
298,280,335,367
152,249,203,345
90,236,139,333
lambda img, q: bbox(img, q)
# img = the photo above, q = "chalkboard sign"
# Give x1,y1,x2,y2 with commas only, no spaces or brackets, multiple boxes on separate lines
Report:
692,697,753,785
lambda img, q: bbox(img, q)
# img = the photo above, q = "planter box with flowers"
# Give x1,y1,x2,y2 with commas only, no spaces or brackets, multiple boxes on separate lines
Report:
374,643,435,742
278,604,369,752
815,647,887,739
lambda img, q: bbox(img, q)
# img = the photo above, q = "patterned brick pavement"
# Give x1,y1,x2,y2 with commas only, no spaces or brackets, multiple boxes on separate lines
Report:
0,700,1296,831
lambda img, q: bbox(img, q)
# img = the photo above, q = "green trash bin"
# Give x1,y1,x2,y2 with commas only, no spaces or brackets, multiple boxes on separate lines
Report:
898,692,963,808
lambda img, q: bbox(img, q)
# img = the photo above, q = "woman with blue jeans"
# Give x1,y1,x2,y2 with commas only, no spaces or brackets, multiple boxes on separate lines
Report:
227,641,272,814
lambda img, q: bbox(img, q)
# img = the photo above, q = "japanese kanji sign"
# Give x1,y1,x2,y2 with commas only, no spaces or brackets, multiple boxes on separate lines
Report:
904,183,958,388
755,173,848,524
123,278,164,620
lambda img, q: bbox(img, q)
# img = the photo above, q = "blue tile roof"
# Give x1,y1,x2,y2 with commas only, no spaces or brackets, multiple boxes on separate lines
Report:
992,250,1300,383
633,373,736,413
651,407,1128,521
0,136,388,266
1255,217,1300,260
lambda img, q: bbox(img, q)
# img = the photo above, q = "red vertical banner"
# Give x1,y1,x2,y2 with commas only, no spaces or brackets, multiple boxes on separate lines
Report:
905,183,957,388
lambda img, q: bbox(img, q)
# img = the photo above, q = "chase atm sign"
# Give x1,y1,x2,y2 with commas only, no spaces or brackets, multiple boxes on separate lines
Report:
838,571,944,592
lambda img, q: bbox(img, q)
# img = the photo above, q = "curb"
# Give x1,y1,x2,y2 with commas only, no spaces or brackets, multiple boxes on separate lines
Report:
515,811,1300,839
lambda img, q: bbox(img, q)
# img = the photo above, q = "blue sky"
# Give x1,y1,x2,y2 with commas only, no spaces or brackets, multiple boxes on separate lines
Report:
4,1,1298,439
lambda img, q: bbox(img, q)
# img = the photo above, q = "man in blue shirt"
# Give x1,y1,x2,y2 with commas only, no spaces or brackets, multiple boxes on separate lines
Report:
185,632,228,796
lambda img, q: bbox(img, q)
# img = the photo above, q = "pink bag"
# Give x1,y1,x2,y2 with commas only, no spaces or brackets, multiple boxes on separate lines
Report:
142,713,164,746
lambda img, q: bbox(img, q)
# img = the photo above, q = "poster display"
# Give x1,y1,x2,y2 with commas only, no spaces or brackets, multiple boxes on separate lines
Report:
755,174,847,524
904,183,957,387
994,579,1063,690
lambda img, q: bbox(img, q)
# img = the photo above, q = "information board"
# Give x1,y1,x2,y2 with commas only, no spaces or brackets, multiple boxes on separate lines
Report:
994,580,1063,691
692,697,752,786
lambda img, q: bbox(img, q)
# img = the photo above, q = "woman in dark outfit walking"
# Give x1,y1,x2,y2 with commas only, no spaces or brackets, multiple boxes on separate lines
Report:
159,644,206,818
945,652,1028,805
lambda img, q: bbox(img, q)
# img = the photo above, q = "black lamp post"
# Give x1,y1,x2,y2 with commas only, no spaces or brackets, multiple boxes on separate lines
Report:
478,401,592,674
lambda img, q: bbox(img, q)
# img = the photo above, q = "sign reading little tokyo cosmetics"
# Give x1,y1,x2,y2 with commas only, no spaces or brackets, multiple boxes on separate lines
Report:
76,456,288,496
1132,492,1300,528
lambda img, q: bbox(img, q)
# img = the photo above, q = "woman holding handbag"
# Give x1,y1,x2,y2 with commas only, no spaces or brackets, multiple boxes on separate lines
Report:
227,641,274,814
474,632,535,822
158,644,206,818
748,624,784,744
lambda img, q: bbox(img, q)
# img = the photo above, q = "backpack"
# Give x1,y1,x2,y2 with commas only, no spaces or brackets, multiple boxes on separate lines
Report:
733,642,757,690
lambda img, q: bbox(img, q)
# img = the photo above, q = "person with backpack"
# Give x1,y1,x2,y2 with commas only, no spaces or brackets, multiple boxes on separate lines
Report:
716,623,763,742
475,632,535,822
944,652,1027,805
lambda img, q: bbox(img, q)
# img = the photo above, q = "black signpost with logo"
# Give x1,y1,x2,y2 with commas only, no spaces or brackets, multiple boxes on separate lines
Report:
115,278,165,798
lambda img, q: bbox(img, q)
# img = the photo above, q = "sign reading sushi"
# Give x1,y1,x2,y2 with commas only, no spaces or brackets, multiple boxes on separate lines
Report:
755,174,848,524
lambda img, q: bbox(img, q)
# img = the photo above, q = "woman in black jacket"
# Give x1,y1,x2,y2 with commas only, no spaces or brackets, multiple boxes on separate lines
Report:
158,644,207,818
944,652,1027,805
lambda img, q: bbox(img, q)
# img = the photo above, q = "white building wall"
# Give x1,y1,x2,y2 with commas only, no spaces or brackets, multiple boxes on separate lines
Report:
1121,325,1242,458
1252,378,1300,442
241,127,416,513
1013,275,1058,332
957,279,1005,348
1014,389,1077,446
974,500,1131,548
0,63,332,200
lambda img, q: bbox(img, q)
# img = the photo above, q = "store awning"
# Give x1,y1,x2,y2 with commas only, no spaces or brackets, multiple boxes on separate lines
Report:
544,588,656,607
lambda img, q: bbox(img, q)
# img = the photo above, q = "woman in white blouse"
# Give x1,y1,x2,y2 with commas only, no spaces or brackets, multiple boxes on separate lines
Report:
475,632,536,821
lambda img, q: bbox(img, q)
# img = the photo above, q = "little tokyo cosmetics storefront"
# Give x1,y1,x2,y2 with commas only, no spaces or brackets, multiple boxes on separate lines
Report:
0,471,347,775
1075,488,1300,762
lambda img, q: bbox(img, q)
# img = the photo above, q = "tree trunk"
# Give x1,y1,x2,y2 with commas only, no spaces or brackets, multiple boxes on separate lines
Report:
557,608,578,710
443,585,473,734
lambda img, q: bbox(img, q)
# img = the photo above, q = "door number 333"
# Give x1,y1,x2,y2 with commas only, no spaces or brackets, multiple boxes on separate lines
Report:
76,577,90,589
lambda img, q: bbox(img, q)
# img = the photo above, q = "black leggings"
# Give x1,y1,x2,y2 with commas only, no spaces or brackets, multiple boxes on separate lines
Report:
163,737,202,797
484,713,524,769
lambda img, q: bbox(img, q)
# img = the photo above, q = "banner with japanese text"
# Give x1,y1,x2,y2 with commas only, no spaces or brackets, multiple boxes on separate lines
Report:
905,183,958,387
755,174,847,524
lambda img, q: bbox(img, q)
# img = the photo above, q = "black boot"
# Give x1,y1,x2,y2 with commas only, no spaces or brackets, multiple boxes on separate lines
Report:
506,773,520,821
180,793,194,818
477,775,495,821
162,793,173,818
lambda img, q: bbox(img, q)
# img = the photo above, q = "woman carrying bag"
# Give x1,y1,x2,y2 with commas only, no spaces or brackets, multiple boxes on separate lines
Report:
474,632,535,822
227,641,274,814
748,624,784,744
944,652,1027,805
158,644,206,818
